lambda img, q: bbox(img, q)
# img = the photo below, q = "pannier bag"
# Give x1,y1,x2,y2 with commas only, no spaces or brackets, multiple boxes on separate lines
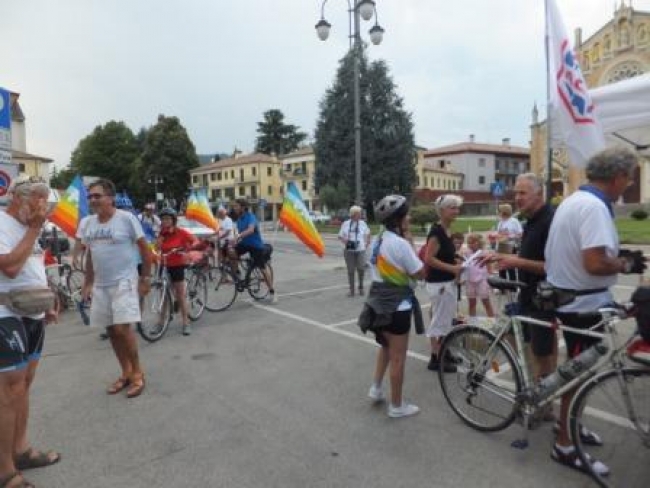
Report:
0,287,56,316
631,286,650,342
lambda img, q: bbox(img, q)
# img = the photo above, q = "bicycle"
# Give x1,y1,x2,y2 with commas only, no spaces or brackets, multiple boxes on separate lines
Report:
204,252,274,312
138,249,206,342
45,261,85,315
437,277,650,487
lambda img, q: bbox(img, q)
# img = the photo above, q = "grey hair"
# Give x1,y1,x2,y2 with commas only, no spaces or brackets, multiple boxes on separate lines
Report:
7,176,49,203
349,205,362,216
433,194,463,213
586,147,638,181
516,173,544,194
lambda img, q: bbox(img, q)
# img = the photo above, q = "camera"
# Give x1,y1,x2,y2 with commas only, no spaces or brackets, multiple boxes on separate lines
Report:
345,241,358,251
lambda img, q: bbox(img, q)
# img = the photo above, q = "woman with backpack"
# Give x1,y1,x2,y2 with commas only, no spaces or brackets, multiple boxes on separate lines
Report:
423,195,464,372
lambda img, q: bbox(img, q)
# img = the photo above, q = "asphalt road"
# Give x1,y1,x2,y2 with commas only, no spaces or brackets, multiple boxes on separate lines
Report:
25,233,645,487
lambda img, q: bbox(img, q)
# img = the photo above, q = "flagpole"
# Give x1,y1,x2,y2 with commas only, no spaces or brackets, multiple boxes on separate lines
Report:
544,0,554,204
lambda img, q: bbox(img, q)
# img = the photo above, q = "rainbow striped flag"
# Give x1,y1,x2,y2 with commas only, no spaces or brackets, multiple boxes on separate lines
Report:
279,181,324,258
48,175,89,237
185,189,218,230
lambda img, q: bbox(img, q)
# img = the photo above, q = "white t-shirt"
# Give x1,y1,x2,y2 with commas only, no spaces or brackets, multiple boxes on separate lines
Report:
218,216,236,244
545,190,618,313
77,210,145,287
497,217,523,238
138,212,161,235
369,231,423,311
338,219,371,251
0,212,47,319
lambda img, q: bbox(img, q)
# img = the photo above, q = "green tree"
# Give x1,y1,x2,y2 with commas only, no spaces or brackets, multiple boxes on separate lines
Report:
318,182,351,214
314,47,416,210
70,121,139,192
410,205,437,232
139,115,199,207
255,109,307,156
49,166,76,189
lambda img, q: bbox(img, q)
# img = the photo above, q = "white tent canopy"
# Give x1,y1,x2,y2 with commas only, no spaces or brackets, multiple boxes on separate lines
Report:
591,73,650,154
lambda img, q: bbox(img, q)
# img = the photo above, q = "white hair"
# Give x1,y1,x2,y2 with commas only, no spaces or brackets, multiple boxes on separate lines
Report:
433,194,463,212
349,205,362,216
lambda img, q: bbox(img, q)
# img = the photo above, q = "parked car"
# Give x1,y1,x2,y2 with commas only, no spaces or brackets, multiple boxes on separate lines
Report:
177,216,216,239
309,211,331,223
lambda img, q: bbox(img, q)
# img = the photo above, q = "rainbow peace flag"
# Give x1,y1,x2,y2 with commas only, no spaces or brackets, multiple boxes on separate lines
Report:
48,175,89,237
185,189,218,230
279,181,324,258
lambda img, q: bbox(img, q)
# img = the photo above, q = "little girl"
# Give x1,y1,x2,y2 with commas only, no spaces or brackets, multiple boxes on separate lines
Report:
464,234,495,319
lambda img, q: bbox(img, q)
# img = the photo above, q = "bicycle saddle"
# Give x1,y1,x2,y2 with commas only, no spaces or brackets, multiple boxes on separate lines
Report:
487,276,528,291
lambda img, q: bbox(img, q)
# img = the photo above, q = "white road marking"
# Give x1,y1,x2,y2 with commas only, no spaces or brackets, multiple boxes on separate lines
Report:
277,284,347,298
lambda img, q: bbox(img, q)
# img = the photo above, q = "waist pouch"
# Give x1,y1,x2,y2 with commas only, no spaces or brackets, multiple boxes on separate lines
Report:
533,281,607,312
0,287,56,316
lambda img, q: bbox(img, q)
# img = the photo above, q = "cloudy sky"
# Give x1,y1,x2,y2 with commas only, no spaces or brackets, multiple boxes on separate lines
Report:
5,0,649,168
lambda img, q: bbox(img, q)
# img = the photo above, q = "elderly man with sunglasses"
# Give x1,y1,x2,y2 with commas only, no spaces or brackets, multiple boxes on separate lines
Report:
0,176,60,488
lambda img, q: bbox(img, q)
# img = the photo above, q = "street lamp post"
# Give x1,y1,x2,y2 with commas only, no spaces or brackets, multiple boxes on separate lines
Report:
316,0,384,206
148,175,164,209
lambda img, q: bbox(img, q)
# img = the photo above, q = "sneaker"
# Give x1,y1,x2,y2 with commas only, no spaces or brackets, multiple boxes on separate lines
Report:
627,337,650,365
552,422,603,446
550,444,609,477
182,324,191,336
368,384,386,403
388,402,420,418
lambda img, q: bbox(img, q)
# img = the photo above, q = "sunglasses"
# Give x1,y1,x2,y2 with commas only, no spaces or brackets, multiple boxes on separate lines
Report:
88,193,106,200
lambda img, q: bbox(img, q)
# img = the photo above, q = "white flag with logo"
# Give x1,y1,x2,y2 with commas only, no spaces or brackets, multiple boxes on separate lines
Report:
547,0,606,167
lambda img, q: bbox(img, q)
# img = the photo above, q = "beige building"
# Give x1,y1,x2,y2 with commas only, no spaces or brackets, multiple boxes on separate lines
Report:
414,148,464,192
189,151,283,220
9,91,53,180
530,2,650,202
279,146,320,211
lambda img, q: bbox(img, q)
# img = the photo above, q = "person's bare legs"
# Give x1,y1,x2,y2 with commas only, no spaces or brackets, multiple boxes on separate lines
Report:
0,370,26,478
12,360,37,456
386,332,409,406
481,297,495,317
108,324,142,379
468,297,477,317
173,281,189,326
373,344,389,387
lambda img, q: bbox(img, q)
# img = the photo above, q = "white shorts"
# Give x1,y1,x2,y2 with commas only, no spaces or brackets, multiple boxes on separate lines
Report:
426,280,457,338
90,279,141,327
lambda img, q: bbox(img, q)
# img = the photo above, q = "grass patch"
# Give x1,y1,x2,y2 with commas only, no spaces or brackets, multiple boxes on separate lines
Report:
616,218,650,244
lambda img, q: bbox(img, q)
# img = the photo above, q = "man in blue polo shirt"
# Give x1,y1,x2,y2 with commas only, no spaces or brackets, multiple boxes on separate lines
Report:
231,199,276,303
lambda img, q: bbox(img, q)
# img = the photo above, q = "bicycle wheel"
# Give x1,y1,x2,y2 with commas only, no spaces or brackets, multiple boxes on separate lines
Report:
248,263,272,300
438,325,523,432
186,271,207,321
65,269,85,308
138,282,172,342
570,367,650,487
204,266,238,312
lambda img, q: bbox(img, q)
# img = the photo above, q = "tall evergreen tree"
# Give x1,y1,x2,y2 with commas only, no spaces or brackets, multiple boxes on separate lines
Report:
314,47,415,212
255,109,307,156
139,115,200,207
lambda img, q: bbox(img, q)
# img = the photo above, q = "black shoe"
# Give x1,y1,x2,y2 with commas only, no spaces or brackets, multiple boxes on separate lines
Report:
99,331,109,340
427,354,439,371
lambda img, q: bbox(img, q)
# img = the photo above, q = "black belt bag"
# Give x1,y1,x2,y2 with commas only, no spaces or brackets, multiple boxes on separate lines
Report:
533,281,607,312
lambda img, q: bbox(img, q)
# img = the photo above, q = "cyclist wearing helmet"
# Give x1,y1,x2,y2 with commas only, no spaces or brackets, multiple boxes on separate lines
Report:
359,195,425,418
157,208,198,336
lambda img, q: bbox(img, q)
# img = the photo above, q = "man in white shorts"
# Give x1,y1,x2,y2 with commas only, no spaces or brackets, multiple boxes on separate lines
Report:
78,179,151,399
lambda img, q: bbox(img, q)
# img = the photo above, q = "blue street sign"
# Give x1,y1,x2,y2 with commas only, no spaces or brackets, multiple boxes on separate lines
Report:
0,88,10,131
490,181,505,198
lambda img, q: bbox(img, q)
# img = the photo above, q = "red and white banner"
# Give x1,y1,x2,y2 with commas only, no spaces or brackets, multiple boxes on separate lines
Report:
547,0,606,167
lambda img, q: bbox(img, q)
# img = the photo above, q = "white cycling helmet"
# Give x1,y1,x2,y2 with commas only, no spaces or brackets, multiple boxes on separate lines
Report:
374,195,408,224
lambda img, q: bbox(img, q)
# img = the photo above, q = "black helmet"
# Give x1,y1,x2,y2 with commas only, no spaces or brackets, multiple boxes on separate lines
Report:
374,195,407,224
159,208,177,219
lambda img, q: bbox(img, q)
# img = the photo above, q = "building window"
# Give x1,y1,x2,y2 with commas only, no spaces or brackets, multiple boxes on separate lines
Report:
231,170,235,179
238,186,245,196
251,186,257,199
439,159,445,169
268,185,273,195
301,161,307,174
211,189,218,200
192,175,198,184
252,166,257,177
240,169,244,181
202,175,208,186
267,166,272,176
18,163,26,172
210,173,216,181
478,158,486,167
217,172,222,181
479,176,486,185
216,189,222,198
302,180,308,191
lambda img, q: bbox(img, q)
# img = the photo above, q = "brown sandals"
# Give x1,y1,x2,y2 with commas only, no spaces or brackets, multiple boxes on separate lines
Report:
15,448,61,470
106,377,130,395
125,374,145,398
